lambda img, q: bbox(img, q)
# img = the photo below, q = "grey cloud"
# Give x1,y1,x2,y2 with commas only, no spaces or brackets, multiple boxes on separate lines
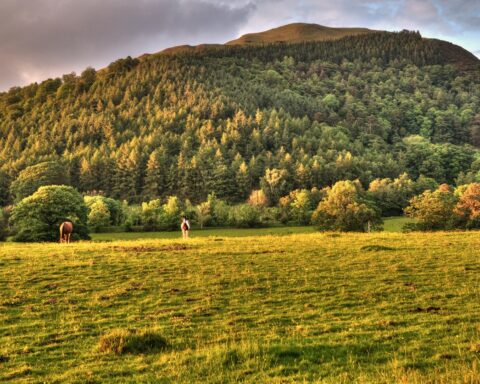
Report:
0,0,253,90
1,0,478,90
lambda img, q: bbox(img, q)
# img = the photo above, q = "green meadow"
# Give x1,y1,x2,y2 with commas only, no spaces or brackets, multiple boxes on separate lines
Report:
1,229,480,383
89,217,416,242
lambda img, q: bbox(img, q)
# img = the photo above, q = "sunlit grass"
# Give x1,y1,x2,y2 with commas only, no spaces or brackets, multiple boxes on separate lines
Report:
1,231,480,382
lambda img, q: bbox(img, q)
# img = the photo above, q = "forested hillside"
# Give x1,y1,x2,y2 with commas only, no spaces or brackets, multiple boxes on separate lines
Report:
1,29,479,206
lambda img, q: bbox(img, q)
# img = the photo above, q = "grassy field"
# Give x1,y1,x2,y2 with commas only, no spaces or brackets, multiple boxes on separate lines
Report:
1,231,480,383
90,217,415,242
383,217,416,232
90,226,316,241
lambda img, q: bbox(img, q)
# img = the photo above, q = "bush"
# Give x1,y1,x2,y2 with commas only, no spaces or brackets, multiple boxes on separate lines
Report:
229,204,261,228
368,173,415,216
161,196,182,230
98,329,168,355
279,189,313,225
10,161,70,202
196,201,212,229
248,189,268,207
404,184,457,230
312,180,382,232
122,202,142,231
141,199,163,231
454,183,480,229
85,196,124,225
206,193,230,227
87,201,111,232
10,185,89,242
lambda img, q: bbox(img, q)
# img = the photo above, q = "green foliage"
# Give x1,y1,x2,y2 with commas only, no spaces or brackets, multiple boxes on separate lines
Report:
404,184,458,230
9,161,70,202
9,185,89,242
87,201,111,232
368,173,416,216
84,196,123,225
195,201,212,229
141,199,163,231
0,170,11,207
0,31,478,207
122,202,142,231
279,189,314,225
228,204,262,228
162,196,182,230
312,180,382,232
261,168,289,206
0,208,8,241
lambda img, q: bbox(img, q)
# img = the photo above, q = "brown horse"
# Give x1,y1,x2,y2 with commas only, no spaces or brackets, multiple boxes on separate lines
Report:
59,221,73,243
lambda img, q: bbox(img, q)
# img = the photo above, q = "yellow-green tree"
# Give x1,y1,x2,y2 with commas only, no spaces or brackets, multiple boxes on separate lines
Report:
312,180,382,232
404,184,457,230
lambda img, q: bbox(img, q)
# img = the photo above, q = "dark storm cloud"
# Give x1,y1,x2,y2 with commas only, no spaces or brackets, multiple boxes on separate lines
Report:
0,0,478,90
0,0,253,90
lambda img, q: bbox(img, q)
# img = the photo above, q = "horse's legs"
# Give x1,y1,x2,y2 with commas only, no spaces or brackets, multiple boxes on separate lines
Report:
67,233,71,244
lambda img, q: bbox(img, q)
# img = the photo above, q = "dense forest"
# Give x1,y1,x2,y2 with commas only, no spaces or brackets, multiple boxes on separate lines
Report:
1,30,479,207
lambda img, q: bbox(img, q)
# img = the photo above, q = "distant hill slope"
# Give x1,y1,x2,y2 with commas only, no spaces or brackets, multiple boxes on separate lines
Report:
159,23,478,70
226,23,375,45
1,25,480,206
427,38,480,70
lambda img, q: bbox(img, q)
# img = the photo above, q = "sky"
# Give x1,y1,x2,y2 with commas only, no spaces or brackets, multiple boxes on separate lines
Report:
0,0,479,91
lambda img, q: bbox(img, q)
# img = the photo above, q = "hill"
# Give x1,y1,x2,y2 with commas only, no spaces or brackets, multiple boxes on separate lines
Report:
226,22,375,45
0,27,479,206
1,231,480,382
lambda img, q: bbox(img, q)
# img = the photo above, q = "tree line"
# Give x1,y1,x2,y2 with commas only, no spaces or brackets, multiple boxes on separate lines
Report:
3,173,480,241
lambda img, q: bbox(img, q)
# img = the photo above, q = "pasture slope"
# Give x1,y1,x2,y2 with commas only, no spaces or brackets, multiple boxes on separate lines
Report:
1,231,480,383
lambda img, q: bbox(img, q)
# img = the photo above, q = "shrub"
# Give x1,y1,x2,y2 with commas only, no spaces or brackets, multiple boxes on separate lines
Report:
84,196,124,225
196,201,211,229
122,202,142,231
404,184,457,230
248,189,268,207
279,189,313,225
229,204,261,228
312,180,382,232
87,201,111,232
10,185,89,242
161,196,182,230
10,161,70,202
207,193,230,227
141,199,163,231
260,168,289,205
98,329,168,355
453,183,480,229
368,173,415,216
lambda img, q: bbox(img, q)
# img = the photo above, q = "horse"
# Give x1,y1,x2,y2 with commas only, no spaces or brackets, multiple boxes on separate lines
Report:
59,221,73,243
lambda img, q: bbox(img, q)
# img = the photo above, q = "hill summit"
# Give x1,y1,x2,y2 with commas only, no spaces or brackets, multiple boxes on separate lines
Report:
159,23,478,69
226,23,375,45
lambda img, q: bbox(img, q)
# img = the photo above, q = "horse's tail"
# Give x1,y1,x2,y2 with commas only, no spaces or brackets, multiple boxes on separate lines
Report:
59,222,64,242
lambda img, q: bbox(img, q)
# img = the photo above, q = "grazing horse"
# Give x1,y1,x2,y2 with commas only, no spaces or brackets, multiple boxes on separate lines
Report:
59,221,73,243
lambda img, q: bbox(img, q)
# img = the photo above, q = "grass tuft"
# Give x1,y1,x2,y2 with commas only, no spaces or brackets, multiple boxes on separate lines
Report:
360,244,396,251
98,329,168,355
